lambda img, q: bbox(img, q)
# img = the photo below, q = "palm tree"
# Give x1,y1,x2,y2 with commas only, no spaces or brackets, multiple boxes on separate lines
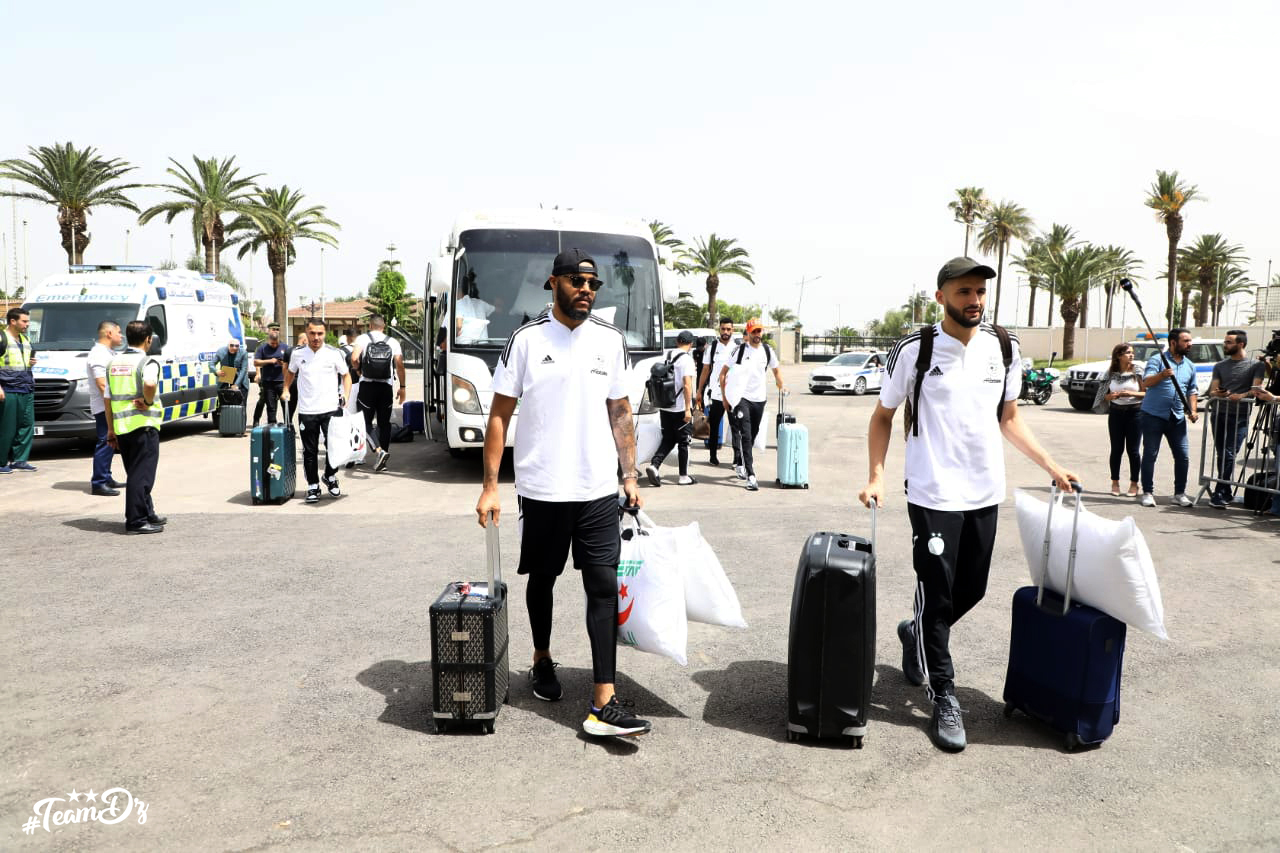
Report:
0,142,143,264
1197,265,1253,325
1144,170,1202,328
1177,234,1246,327
1040,223,1079,325
677,234,755,327
769,307,797,331
224,186,340,327
1043,245,1111,358
974,200,1034,326
1012,237,1051,326
647,220,686,271
1096,246,1141,327
948,187,990,256
137,155,262,276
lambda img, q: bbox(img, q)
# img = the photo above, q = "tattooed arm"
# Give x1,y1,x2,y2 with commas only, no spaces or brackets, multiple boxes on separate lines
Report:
607,396,642,508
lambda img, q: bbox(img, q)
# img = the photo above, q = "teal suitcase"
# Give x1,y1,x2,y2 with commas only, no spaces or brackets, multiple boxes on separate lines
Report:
250,424,296,504
776,393,809,489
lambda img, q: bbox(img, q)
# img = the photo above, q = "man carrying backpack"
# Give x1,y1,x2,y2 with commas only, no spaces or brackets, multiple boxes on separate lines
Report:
352,314,405,472
857,257,1076,753
697,318,740,467
718,317,785,491
645,330,698,486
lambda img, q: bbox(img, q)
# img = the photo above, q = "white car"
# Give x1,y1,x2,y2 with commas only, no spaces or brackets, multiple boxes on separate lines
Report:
809,351,887,395
1060,337,1223,411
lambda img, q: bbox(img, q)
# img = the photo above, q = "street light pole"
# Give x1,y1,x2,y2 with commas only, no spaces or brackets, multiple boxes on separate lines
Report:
794,274,823,328
320,247,326,325
125,228,130,264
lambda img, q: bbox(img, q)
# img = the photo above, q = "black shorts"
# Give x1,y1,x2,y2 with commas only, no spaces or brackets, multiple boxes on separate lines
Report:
517,494,620,576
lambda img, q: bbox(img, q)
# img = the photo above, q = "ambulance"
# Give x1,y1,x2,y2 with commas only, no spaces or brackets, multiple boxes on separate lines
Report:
22,265,245,440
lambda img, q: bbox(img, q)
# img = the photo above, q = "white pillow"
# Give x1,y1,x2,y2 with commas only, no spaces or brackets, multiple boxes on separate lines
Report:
1014,490,1168,640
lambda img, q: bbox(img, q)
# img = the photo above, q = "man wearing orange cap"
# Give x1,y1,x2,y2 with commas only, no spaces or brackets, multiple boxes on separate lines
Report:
718,317,785,491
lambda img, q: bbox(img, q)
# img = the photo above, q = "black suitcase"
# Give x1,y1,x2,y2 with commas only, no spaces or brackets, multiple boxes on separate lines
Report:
430,517,509,733
786,507,877,748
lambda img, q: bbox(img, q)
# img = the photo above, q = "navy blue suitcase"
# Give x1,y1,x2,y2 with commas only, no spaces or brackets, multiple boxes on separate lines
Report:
1002,484,1126,750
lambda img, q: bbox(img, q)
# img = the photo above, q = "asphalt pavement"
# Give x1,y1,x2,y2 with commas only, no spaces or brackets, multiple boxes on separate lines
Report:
2,365,1277,851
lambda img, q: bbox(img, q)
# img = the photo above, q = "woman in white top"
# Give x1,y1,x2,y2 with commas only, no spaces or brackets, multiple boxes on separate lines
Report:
1095,342,1146,496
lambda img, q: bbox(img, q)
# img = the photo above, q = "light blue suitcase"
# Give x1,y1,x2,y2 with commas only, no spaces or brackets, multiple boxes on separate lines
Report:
776,393,809,489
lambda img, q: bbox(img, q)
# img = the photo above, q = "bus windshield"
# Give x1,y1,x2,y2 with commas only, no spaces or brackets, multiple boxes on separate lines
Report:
25,303,140,350
451,229,660,351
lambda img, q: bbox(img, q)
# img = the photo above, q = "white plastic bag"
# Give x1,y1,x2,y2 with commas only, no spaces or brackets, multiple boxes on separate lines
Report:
637,511,747,628
1014,489,1168,639
617,514,688,665
345,380,361,415
326,412,367,468
636,421,662,466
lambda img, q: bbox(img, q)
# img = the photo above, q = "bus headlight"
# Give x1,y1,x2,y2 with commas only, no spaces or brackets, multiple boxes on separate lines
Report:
637,386,655,415
451,375,482,414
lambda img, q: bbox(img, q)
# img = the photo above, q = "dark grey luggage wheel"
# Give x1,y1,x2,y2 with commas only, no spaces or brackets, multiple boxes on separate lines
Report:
483,721,495,734
1064,733,1081,751
436,720,448,734
786,730,799,743
503,690,510,704
848,736,863,749
1003,702,1016,719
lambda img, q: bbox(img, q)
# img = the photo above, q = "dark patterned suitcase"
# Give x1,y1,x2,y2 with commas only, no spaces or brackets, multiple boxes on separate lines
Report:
250,424,295,504
430,517,509,733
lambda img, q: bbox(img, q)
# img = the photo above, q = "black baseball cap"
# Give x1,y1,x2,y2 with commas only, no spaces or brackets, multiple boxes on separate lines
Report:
546,248,600,289
937,257,996,288
676,330,695,345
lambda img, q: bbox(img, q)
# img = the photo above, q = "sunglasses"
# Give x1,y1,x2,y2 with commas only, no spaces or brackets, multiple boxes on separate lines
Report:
562,274,603,292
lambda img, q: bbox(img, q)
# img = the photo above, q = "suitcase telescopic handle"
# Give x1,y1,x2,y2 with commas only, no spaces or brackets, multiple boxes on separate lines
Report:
485,512,502,597
867,496,878,552
1037,481,1083,614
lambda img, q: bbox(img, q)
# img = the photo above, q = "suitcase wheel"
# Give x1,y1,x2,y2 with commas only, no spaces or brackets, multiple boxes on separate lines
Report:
786,730,799,743
803,483,809,489
503,690,510,705
847,735,863,750
1002,702,1016,719
483,721,495,735
1064,732,1081,752
436,720,449,734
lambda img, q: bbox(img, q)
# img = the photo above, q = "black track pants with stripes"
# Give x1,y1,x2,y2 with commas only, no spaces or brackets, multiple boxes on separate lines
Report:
905,502,999,699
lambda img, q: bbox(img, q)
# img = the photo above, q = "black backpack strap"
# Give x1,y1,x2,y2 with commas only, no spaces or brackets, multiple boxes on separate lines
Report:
994,324,1012,423
910,326,935,438
762,342,772,370
735,344,746,364
708,339,717,366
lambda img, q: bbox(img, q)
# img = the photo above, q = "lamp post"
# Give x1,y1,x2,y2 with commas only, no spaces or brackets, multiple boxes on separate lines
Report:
125,228,130,264
320,247,326,325
793,274,823,329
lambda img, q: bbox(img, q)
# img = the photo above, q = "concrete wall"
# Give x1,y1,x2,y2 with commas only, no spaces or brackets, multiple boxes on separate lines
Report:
1008,323,1272,362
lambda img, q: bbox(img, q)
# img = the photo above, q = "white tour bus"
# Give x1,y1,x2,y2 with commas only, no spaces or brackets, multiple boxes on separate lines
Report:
22,265,246,440
423,209,675,455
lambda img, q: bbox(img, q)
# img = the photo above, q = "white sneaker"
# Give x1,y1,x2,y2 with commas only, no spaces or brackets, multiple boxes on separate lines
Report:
645,464,661,487
1172,493,1194,507
677,475,697,485
1140,493,1156,507
746,475,759,491
734,465,747,480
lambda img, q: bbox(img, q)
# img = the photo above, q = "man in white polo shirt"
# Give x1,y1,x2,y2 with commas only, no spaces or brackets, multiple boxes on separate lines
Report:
476,247,651,739
282,318,352,504
645,329,698,486
352,313,406,472
696,317,740,467
858,257,1076,753
718,317,786,491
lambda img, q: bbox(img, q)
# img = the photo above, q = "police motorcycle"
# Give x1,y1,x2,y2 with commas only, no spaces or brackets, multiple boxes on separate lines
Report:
1019,352,1058,406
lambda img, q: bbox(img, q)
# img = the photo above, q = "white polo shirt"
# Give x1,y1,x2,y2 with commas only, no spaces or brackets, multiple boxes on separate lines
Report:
492,312,630,502
287,344,349,415
880,323,1022,511
702,336,739,402
86,342,115,415
723,341,779,405
353,331,403,385
662,349,696,413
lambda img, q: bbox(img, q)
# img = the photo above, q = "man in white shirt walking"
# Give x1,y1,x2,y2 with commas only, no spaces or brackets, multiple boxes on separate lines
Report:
476,247,651,739
282,319,352,504
858,257,1076,753
645,329,697,486
87,320,126,496
696,318,739,467
352,314,406,472
718,317,785,491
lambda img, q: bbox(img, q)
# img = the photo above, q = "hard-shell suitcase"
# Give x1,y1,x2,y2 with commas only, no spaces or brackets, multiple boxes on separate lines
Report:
217,387,246,436
250,424,296,504
431,517,509,733
403,400,426,434
787,505,876,748
1003,483,1126,750
775,391,809,489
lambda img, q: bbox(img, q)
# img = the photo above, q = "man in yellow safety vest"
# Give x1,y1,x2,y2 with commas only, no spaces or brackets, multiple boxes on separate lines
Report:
105,321,167,535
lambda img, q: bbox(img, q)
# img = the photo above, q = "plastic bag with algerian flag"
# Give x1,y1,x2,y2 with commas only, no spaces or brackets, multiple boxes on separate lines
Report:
616,508,748,666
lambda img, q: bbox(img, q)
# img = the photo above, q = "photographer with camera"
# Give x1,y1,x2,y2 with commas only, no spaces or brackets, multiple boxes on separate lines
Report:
1206,331,1266,508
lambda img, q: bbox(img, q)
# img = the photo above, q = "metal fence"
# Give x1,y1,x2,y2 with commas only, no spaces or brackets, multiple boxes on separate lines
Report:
800,335,901,362
1196,397,1279,513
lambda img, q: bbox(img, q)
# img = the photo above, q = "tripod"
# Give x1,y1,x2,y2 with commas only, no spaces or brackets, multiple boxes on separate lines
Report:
1223,361,1278,512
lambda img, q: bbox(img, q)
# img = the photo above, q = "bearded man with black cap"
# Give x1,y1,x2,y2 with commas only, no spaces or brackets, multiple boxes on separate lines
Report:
857,257,1077,753
476,247,652,739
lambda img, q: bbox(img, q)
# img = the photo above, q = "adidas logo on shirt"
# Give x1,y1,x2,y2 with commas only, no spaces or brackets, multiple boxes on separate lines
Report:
928,365,944,377
541,354,554,364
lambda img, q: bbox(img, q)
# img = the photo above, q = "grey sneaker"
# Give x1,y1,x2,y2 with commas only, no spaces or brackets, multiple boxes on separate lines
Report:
1172,493,1194,507
929,694,966,752
1208,495,1228,509
734,465,747,480
375,449,390,472
897,619,925,686
1140,493,1156,508
645,463,661,487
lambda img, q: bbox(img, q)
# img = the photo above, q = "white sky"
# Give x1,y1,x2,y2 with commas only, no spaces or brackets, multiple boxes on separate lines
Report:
2,0,1276,332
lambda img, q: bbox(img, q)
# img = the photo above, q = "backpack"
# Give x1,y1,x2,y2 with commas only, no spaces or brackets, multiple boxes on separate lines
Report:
361,333,393,380
647,352,683,409
904,324,1013,437
733,341,773,369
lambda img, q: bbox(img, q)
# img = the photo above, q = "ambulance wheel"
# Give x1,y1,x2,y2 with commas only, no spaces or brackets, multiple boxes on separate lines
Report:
1064,733,1081,752
483,721,495,735
1002,703,1015,719
853,377,867,395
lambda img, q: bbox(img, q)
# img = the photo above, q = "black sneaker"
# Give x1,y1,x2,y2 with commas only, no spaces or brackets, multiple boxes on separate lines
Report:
323,475,340,497
583,697,651,737
529,658,562,702
708,454,720,467
897,619,925,686
305,486,321,504
929,694,966,752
